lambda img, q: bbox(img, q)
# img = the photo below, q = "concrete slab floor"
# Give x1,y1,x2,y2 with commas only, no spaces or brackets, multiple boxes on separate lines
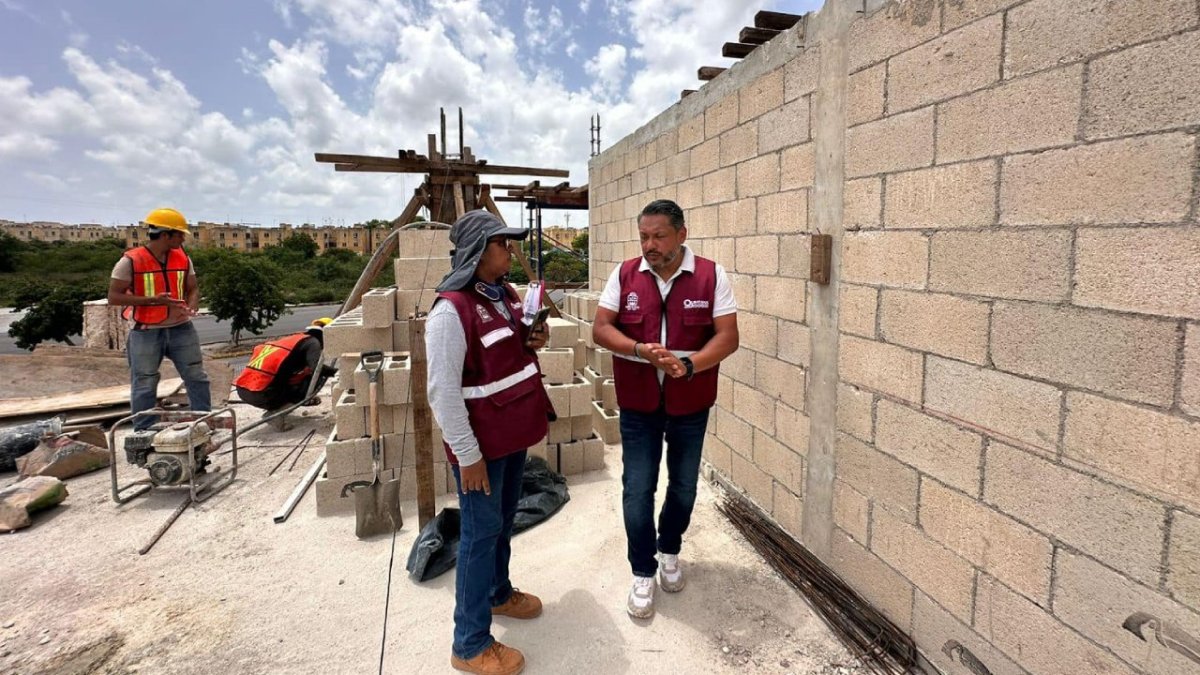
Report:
0,402,865,674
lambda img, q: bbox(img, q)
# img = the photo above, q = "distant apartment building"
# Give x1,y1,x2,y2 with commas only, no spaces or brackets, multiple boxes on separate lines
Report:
1,220,392,255
541,226,585,248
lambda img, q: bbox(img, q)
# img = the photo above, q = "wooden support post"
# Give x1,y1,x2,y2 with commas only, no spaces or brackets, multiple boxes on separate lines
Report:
408,318,436,529
440,108,447,158
452,182,467,219
338,189,427,316
427,133,439,161
480,191,562,318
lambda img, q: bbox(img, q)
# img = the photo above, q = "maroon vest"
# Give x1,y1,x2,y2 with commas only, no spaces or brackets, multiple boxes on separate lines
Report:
437,284,554,464
613,255,719,415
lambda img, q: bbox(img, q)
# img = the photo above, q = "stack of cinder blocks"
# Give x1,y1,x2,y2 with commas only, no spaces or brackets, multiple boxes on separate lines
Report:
316,229,455,516
559,290,621,446
528,314,605,476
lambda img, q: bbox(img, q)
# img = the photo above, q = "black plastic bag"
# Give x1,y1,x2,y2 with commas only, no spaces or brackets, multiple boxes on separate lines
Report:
406,455,570,582
0,417,63,472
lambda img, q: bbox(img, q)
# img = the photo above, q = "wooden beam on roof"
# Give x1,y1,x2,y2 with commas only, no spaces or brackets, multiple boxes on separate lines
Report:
319,153,570,178
698,66,726,80
552,181,569,191
739,26,781,45
754,10,801,31
681,89,697,99
722,42,757,59
489,184,526,190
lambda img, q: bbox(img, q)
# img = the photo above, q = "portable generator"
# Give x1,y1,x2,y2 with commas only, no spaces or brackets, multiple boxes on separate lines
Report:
108,408,238,505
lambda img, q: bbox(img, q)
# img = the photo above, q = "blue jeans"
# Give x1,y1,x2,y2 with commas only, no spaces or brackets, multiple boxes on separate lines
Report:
620,406,710,577
451,450,527,660
127,322,211,430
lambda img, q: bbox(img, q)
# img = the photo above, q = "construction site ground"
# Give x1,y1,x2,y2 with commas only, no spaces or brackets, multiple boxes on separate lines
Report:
0,398,862,675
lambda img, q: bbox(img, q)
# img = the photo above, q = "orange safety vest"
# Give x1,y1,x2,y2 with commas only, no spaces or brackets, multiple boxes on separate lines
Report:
121,246,191,325
233,333,312,392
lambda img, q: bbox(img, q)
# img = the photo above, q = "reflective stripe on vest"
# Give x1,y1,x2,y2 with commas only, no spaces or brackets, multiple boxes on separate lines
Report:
461,362,539,400
122,246,190,325
613,255,720,415
233,333,308,392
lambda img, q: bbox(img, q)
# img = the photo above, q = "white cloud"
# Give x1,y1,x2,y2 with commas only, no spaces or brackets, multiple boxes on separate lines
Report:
0,133,58,160
24,171,68,191
585,44,628,97
273,0,414,48
0,0,781,228
1,0,40,23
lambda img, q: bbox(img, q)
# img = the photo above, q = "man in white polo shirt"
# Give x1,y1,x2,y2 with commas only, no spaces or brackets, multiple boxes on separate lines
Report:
592,199,739,618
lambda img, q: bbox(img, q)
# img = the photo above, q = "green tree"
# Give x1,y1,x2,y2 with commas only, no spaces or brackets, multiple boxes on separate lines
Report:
278,232,318,259
0,232,23,273
507,258,529,284
542,250,588,283
7,280,106,350
205,256,286,345
571,230,589,255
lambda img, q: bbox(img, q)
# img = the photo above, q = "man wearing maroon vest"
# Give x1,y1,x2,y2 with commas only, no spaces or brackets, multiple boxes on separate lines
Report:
594,199,740,619
426,210,554,675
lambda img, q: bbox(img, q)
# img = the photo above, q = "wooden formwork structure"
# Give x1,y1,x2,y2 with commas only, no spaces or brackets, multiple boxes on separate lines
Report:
314,108,587,314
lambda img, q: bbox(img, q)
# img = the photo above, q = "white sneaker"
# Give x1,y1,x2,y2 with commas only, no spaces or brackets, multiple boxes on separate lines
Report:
658,553,685,593
627,575,656,618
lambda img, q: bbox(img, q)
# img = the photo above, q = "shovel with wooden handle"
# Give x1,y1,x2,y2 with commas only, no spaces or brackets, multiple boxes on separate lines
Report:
343,350,402,538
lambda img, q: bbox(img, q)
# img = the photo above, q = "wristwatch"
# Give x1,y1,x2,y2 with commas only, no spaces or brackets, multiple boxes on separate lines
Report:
680,357,695,380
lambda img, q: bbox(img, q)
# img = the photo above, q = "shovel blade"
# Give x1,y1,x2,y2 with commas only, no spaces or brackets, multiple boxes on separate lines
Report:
353,476,403,539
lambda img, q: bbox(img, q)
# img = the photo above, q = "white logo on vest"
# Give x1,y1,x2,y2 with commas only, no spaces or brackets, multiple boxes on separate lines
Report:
625,292,640,311
683,299,710,309
475,305,493,322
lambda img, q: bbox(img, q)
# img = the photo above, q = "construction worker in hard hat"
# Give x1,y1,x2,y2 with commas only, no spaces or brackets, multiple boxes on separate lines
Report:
233,318,338,431
107,208,210,430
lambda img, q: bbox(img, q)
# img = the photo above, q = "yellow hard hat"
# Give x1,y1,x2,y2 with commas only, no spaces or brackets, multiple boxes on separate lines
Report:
312,317,333,327
142,208,189,234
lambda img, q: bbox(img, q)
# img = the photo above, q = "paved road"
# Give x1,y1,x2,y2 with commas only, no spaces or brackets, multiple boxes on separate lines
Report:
0,303,342,355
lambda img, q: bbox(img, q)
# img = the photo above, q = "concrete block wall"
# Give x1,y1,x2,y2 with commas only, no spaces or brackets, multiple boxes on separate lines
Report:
588,1,1200,672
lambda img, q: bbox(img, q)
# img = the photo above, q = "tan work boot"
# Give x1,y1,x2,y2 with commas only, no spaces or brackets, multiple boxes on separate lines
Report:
491,589,542,619
450,641,525,675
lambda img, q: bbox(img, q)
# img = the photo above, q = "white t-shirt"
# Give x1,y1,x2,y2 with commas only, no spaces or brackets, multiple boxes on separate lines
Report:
598,246,737,355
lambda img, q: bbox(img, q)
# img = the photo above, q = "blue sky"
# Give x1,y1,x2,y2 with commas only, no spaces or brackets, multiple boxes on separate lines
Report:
0,0,824,229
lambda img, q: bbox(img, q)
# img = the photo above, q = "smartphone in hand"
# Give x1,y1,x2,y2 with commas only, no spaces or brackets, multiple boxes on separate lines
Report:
529,306,551,334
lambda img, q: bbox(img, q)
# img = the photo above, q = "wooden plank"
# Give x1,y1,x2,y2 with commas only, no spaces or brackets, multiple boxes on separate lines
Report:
552,181,570,191
754,10,802,31
338,190,427,316
0,379,183,419
722,42,757,59
427,134,439,161
698,66,726,80
408,318,436,529
739,26,781,44
681,89,697,99
326,157,570,178
452,182,466,219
